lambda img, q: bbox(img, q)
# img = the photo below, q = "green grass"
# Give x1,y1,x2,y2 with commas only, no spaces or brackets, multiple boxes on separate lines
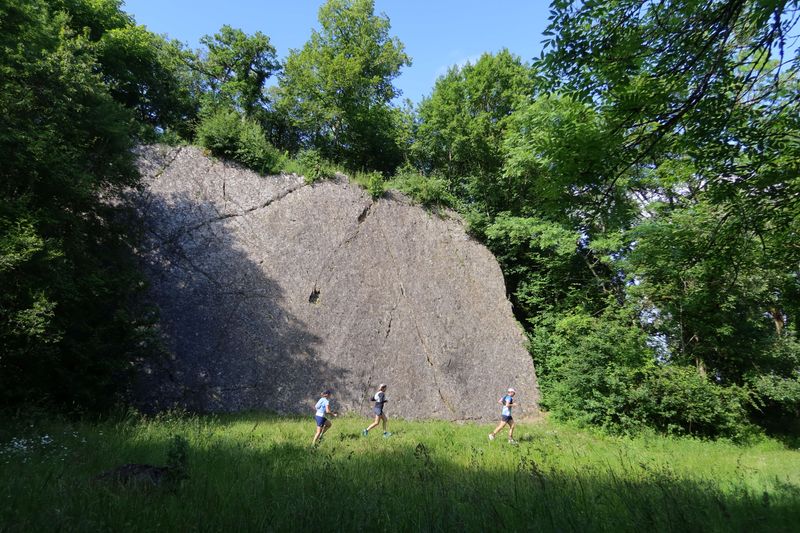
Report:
1,413,798,532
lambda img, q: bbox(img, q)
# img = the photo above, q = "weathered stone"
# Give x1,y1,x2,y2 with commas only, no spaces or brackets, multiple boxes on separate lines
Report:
130,145,539,421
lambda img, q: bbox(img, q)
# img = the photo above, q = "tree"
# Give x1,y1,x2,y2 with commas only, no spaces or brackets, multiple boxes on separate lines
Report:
277,0,410,171
0,0,155,410
197,25,280,120
413,50,534,188
538,1,800,220
537,0,800,430
98,25,201,139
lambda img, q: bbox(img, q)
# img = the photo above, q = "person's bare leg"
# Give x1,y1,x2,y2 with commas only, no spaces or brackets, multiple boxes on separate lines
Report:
320,419,332,438
366,415,381,432
381,414,387,432
508,419,516,440
312,426,323,445
490,420,507,438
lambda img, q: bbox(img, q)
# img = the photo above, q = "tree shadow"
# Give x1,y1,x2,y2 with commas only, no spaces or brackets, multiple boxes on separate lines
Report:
131,190,349,413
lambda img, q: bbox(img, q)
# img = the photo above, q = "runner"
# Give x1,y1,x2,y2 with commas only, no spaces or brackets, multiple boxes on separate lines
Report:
362,383,390,437
488,387,517,444
312,389,337,446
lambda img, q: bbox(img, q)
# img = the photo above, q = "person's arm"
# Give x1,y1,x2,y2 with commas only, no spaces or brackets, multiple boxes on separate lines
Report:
325,403,337,416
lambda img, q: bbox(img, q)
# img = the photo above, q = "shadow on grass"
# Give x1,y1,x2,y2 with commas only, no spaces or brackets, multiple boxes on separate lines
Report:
3,428,799,532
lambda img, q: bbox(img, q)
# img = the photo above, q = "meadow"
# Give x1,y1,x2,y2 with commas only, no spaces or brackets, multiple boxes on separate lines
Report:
1,412,798,532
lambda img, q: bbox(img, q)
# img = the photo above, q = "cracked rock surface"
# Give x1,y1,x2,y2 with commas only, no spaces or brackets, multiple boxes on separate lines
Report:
131,145,539,421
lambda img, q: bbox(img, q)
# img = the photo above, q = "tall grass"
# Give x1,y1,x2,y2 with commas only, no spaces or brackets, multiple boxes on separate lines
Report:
1,413,798,532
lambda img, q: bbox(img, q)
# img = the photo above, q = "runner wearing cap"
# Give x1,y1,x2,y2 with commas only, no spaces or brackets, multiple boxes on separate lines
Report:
488,388,517,444
362,383,391,437
312,389,337,446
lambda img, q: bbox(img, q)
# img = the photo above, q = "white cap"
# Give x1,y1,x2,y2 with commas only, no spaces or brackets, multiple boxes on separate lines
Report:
507,388,516,393
379,383,387,389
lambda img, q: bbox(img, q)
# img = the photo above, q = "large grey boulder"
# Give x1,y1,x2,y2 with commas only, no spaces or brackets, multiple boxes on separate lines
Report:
131,145,538,421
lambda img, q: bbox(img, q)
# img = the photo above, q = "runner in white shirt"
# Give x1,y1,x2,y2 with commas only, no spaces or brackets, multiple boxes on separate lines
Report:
488,388,518,444
362,383,391,437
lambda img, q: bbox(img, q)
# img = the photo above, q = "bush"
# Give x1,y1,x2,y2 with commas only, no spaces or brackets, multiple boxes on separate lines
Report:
627,365,754,439
196,109,240,158
288,149,338,184
234,120,283,174
531,308,754,439
386,169,455,208
349,171,385,199
530,308,651,429
196,109,283,174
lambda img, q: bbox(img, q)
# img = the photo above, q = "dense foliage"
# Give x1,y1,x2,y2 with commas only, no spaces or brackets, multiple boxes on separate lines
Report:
405,0,800,438
275,0,411,172
0,0,174,410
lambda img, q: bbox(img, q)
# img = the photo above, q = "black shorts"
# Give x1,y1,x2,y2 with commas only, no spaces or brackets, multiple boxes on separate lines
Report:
373,406,384,416
502,415,513,423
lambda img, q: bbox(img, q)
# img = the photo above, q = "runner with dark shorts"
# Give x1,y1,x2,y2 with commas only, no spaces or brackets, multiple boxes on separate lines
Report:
312,390,337,446
489,388,517,444
362,384,391,437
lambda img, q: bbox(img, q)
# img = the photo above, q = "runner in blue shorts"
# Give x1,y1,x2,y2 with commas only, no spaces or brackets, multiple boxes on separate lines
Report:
362,384,390,437
488,388,517,444
312,389,337,446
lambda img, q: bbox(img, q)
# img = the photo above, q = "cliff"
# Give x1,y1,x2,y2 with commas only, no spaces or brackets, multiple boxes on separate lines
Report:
131,145,538,421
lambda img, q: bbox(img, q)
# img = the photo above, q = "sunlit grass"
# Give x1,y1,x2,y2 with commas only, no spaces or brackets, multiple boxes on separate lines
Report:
1,412,798,531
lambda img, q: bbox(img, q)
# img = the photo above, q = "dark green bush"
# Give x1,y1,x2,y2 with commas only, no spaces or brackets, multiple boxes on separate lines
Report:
234,119,283,174
196,109,282,174
626,365,754,439
531,308,754,439
530,308,651,428
196,109,241,158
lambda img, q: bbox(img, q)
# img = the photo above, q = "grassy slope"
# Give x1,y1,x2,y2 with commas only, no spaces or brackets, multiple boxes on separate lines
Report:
1,413,798,532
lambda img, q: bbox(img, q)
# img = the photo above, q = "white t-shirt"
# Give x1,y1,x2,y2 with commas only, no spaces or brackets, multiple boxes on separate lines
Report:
315,397,329,417
373,391,386,406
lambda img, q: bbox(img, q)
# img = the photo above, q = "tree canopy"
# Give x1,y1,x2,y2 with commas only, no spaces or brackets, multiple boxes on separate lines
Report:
276,0,411,171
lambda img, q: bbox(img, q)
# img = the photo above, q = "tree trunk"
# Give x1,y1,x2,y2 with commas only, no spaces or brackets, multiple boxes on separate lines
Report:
769,307,784,335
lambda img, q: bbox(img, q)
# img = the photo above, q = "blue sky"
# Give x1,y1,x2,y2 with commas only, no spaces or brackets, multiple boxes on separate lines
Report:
121,1,553,104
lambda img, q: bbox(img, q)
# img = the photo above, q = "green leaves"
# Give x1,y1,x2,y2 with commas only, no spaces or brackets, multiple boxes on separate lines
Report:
413,50,533,185
276,0,410,172
196,109,283,175
199,25,279,120
485,215,577,256
0,0,154,411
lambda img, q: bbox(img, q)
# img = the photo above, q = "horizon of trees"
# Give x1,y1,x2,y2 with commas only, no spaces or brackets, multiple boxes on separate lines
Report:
1,0,798,439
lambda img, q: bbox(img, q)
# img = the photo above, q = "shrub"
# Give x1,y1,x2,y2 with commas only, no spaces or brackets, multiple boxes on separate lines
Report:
196,109,241,158
531,307,754,439
530,308,652,429
290,149,338,184
349,170,385,199
196,109,282,174
627,365,754,439
235,119,283,174
386,169,455,208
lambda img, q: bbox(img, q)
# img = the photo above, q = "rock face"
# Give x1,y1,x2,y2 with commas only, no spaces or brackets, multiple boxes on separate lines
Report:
132,145,538,421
